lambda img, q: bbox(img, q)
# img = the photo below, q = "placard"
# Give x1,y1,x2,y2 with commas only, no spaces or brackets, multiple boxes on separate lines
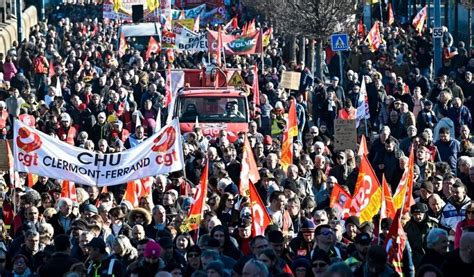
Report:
334,119,357,151
280,71,301,90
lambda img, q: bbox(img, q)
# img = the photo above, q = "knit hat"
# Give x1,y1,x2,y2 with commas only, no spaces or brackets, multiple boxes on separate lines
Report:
301,219,316,232
144,241,161,258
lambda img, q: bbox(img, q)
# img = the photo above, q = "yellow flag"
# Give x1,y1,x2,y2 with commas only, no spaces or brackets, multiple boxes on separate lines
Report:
147,0,159,12
113,0,122,12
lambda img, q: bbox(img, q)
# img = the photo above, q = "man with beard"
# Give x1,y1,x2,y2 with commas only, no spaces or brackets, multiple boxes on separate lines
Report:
125,125,147,149
440,181,471,233
345,233,372,272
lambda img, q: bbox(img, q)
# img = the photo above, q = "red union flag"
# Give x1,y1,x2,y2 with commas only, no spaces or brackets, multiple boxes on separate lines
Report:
239,134,260,197
288,98,298,138
329,183,352,219
145,36,161,61
249,181,272,236
351,154,382,223
385,209,406,275
208,30,262,55
180,160,209,233
61,180,77,202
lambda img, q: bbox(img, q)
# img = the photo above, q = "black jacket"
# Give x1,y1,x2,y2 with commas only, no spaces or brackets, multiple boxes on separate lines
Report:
38,252,80,277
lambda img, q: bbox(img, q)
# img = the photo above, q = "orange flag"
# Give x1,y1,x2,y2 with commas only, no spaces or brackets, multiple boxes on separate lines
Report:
329,183,352,219
27,173,37,188
357,19,366,38
388,3,395,26
145,36,161,61
381,174,396,219
280,129,292,172
412,6,427,34
124,180,140,207
384,209,407,275
392,147,416,213
288,98,298,138
180,161,209,233
351,154,382,223
118,31,127,57
252,66,260,106
366,21,383,52
5,140,19,188
357,135,369,156
239,134,260,196
139,177,154,198
61,180,77,202
246,19,256,34
249,181,272,236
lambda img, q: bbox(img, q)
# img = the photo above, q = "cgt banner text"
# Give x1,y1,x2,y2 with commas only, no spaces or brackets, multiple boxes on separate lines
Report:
13,119,184,187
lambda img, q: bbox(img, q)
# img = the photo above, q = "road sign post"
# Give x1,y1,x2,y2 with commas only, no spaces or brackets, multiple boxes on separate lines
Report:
330,33,349,88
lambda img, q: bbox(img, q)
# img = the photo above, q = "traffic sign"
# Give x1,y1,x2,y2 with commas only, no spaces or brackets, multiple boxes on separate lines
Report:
433,27,443,38
330,33,350,51
228,71,245,87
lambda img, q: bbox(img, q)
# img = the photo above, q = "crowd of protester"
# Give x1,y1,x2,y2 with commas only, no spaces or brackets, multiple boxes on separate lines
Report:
0,2,473,277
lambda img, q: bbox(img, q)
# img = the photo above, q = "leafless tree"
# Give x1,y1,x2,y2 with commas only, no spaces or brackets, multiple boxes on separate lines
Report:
242,0,359,78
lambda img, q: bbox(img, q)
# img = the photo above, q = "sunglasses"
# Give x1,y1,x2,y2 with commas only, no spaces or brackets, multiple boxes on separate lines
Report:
317,230,333,236
187,253,200,258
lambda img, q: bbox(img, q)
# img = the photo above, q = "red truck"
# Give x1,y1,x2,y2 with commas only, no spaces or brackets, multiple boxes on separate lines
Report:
172,68,250,142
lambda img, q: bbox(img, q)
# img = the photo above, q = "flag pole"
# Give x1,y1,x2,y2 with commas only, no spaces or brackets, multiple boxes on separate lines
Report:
260,28,265,74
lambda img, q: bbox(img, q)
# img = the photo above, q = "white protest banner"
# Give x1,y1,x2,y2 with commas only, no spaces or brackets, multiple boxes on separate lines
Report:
175,25,208,53
13,119,184,187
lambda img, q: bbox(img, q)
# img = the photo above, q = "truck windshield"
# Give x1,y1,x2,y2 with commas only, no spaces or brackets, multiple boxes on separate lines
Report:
178,96,248,123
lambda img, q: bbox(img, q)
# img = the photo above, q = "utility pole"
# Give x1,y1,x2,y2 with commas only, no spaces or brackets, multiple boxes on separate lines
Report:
16,0,21,42
434,0,442,76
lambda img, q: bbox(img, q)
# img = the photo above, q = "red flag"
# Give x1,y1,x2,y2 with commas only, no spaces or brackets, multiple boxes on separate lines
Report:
388,3,395,25
357,135,369,156
180,161,209,233
252,66,260,106
61,180,77,202
48,60,55,78
384,209,406,275
329,183,352,219
124,180,140,207
224,16,238,32
239,134,260,196
381,174,396,219
216,25,223,66
351,154,382,223
139,177,154,198
118,31,128,57
280,129,292,172
145,36,161,61
249,181,272,236
164,66,172,107
392,147,416,213
287,98,298,138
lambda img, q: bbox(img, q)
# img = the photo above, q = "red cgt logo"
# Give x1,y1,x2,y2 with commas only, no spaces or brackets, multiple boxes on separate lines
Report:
16,127,42,153
152,126,176,153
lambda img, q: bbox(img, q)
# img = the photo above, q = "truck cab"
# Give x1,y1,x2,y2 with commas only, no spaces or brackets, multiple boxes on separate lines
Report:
173,68,250,142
